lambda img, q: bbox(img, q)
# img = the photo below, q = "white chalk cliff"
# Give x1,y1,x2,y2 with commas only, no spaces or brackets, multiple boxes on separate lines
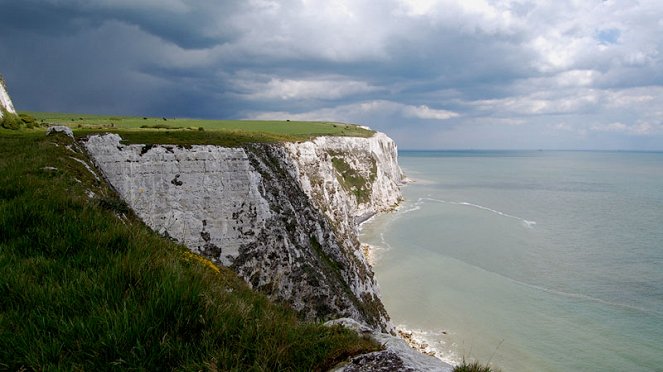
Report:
84,135,272,265
283,132,403,226
0,76,17,118
83,130,453,371
84,131,403,332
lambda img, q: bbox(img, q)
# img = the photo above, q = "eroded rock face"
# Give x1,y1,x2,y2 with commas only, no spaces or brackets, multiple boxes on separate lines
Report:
283,133,404,229
83,132,403,332
0,76,17,119
84,134,271,266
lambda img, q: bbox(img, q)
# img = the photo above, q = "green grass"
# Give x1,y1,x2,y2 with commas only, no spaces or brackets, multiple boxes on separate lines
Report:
0,130,380,370
24,112,374,143
78,128,309,147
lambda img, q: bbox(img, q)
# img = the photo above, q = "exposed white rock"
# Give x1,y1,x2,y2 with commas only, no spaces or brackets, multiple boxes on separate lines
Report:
84,134,272,265
0,76,17,118
327,318,453,372
46,126,74,138
81,130,449,369
83,130,404,332
283,132,404,227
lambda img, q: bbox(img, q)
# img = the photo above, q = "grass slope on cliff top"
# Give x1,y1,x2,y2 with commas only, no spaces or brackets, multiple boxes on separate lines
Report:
0,130,379,370
25,112,374,146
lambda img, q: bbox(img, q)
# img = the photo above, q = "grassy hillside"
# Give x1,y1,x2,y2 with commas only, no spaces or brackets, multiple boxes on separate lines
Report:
23,112,374,146
0,130,380,370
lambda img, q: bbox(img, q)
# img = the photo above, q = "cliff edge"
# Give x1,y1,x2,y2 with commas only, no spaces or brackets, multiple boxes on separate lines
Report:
84,131,403,332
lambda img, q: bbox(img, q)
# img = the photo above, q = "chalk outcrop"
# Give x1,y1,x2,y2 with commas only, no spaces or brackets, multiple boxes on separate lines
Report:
0,76,17,119
283,133,404,227
46,126,74,138
83,132,403,331
84,134,272,264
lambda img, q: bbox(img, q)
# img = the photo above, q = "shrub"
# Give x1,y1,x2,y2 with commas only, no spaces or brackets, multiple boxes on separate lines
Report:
1,108,22,130
19,113,36,124
139,123,174,129
18,113,36,128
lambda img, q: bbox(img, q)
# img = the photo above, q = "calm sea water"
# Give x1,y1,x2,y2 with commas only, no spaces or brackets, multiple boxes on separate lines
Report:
360,151,663,371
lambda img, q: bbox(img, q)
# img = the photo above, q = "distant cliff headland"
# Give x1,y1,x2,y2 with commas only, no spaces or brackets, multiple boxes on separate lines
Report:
0,75,19,128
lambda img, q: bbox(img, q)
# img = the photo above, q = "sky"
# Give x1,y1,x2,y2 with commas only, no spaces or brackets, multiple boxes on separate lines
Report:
1,0,662,150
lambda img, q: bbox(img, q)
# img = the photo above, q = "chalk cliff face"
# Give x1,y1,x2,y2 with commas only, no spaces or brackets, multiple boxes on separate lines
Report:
283,133,403,228
83,132,403,332
0,76,17,118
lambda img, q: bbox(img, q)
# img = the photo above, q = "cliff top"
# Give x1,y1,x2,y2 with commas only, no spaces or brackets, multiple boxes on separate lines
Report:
19,111,374,146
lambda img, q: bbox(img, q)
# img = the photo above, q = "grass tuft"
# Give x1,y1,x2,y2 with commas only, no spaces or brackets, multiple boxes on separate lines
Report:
453,358,500,372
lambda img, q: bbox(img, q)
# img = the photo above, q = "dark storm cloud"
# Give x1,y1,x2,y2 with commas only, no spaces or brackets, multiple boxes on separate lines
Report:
1,0,662,149
0,0,241,48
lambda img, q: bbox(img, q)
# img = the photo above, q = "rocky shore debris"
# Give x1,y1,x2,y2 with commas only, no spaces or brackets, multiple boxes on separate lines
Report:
327,318,452,372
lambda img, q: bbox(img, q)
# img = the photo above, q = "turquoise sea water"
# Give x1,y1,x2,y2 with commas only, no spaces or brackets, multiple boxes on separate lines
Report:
360,151,663,371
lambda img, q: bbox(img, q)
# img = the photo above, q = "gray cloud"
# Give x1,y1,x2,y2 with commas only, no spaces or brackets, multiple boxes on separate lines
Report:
1,0,662,149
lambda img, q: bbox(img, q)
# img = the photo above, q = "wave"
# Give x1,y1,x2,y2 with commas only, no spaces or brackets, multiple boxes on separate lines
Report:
511,279,663,317
379,232,393,251
418,197,536,228
390,197,661,315
398,204,422,214
396,324,460,367
357,213,377,231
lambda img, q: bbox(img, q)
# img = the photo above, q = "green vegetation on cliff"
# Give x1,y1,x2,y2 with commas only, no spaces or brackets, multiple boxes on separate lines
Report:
0,131,379,370
330,155,377,204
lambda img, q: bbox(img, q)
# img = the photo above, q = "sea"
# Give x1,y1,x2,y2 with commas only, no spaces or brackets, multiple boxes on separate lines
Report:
359,150,663,371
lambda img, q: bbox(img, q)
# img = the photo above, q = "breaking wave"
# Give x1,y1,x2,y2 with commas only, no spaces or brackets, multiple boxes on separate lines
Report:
412,197,536,228
396,324,460,367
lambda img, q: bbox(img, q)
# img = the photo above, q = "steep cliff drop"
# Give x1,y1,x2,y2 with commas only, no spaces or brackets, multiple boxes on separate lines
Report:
83,131,452,371
83,132,402,332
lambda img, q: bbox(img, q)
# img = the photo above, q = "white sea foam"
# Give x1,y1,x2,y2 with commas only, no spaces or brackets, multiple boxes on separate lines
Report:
395,197,425,215
399,204,422,214
357,213,377,231
360,241,393,266
421,198,536,228
379,232,393,251
396,324,461,367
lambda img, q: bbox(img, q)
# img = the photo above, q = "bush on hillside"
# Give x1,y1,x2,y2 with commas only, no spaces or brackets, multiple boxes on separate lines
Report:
18,113,37,129
1,109,22,130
